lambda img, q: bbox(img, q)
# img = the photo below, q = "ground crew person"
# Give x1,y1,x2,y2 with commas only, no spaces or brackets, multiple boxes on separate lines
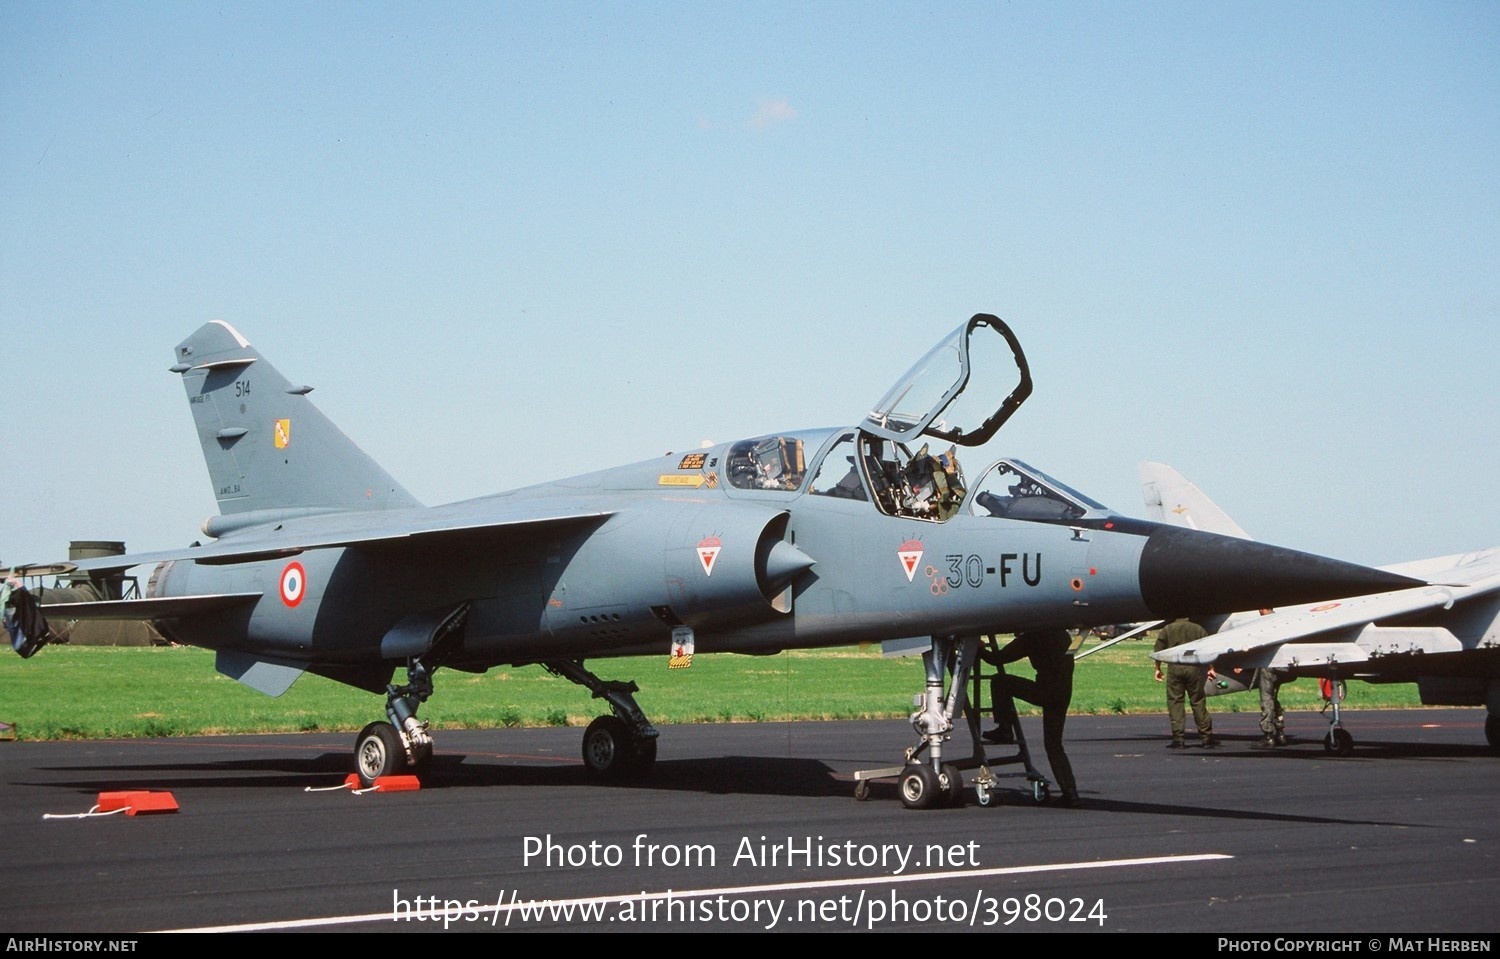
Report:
984,628,1080,806
1153,617,1218,748
1251,667,1288,748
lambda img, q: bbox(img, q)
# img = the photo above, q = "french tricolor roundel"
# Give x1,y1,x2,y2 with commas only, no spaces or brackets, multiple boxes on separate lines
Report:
897,539,924,583
697,536,722,577
279,561,307,607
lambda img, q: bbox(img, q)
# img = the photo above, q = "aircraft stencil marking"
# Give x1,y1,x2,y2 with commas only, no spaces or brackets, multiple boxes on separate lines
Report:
925,565,949,595
274,418,291,449
669,625,695,669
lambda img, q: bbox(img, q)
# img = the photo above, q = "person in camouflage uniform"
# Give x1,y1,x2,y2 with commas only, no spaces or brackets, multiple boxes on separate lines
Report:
1153,617,1218,748
1251,667,1288,748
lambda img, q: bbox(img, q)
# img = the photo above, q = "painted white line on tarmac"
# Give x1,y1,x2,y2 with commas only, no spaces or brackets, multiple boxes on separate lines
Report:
160,852,1233,932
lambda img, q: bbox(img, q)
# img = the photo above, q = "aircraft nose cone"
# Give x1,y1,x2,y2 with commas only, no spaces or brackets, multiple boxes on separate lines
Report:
1138,526,1423,617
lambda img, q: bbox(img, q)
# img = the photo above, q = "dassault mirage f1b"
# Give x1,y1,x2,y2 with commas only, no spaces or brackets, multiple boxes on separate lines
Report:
5,315,1424,803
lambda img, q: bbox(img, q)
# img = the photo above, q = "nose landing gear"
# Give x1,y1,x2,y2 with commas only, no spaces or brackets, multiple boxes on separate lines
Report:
852,634,1052,809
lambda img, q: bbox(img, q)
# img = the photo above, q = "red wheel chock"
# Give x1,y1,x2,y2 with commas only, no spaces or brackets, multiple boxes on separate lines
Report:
342,773,421,793
94,790,179,815
87,792,179,816
44,790,179,819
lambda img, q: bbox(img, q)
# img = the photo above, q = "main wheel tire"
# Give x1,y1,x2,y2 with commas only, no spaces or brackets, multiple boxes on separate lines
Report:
630,736,658,776
899,764,941,810
582,716,633,780
940,763,964,807
1325,727,1354,757
408,741,433,778
355,721,405,787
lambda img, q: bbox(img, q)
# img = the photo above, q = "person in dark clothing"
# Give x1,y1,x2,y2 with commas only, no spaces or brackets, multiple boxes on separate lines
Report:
983,628,1080,807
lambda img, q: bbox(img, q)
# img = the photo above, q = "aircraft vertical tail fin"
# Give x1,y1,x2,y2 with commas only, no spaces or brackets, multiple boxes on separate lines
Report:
1140,461,1258,635
174,321,422,521
1139,461,1252,540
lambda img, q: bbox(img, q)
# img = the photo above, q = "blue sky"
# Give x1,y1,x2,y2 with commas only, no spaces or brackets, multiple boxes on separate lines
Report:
3,1,1496,570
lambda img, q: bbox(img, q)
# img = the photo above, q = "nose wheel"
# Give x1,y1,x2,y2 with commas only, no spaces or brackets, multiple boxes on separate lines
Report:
896,762,965,809
899,764,940,809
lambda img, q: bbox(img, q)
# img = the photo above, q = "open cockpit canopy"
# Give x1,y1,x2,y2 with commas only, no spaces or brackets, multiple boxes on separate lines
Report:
861,313,1032,448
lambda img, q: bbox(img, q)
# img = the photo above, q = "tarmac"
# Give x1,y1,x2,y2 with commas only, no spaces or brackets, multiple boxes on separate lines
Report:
0,708,1495,933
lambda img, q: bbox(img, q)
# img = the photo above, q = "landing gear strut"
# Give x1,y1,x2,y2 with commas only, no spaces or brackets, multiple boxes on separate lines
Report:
853,635,981,808
354,658,436,786
1321,675,1354,756
546,660,659,780
353,604,468,786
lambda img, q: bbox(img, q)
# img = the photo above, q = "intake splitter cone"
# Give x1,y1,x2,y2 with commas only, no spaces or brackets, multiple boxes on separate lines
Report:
1138,526,1424,618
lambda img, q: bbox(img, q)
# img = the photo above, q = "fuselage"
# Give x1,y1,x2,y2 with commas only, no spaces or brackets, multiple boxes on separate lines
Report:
145,424,1416,676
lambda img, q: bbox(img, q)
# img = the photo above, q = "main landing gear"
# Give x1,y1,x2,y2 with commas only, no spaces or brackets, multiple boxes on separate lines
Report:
355,659,436,786
546,659,660,781
349,650,659,787
353,605,469,786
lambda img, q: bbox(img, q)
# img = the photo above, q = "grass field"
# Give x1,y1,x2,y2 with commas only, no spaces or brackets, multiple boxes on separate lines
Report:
0,639,1423,740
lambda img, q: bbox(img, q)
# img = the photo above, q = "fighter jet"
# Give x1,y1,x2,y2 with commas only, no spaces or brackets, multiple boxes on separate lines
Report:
1141,462,1500,754
3,316,1425,805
